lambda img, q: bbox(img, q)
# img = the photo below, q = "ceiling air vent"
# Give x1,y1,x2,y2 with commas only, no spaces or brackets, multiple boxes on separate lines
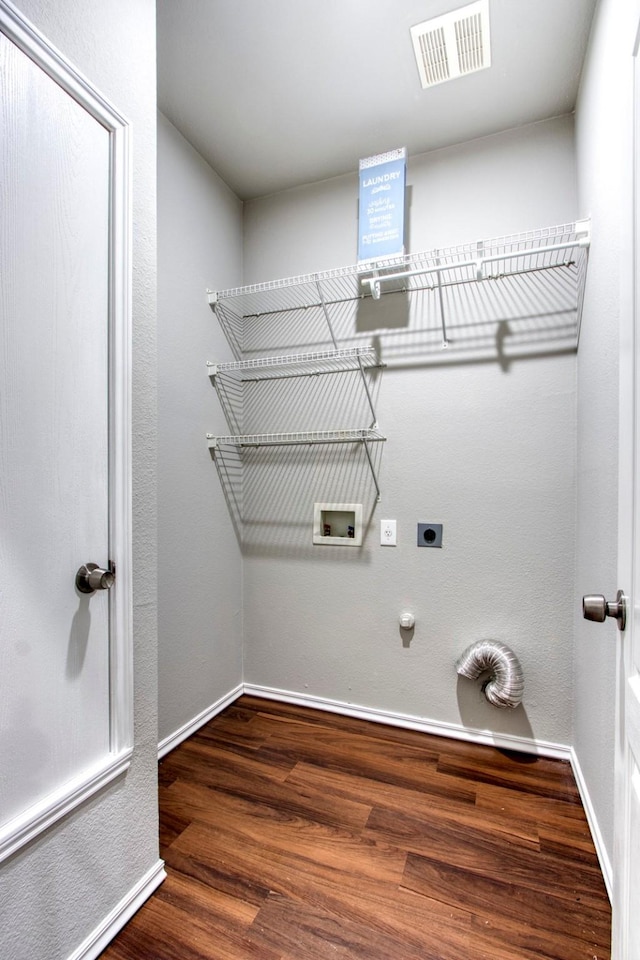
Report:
410,0,491,89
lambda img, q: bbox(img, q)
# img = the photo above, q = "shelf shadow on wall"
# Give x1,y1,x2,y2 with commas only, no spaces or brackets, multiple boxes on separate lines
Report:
351,262,581,369
213,365,383,438
213,437,384,558
357,289,410,333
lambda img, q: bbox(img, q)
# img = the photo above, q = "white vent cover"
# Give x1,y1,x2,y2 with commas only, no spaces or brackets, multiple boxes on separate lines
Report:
410,0,491,89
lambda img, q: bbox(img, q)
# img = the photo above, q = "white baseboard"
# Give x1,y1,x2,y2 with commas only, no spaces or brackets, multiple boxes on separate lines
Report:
157,684,243,759
67,858,166,960
242,682,573,760
569,747,613,901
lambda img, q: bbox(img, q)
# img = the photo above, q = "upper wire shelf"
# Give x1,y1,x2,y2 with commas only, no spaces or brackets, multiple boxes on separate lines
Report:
207,220,590,320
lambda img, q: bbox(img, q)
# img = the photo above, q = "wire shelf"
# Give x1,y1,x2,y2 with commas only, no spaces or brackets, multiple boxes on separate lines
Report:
207,346,383,381
207,220,590,319
207,427,386,449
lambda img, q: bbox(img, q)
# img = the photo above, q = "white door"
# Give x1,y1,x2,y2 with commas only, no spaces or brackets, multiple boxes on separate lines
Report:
612,25,640,959
0,2,132,861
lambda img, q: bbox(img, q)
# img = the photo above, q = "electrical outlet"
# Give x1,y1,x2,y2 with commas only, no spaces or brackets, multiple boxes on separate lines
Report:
417,522,443,547
380,519,397,546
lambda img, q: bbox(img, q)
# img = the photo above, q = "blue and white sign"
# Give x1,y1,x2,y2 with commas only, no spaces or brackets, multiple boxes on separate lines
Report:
358,147,406,262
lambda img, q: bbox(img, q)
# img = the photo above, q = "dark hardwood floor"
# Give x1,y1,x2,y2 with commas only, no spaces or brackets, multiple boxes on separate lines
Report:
101,696,611,959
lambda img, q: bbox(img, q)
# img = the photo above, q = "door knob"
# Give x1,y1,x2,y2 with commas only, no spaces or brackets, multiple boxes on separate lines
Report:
76,562,115,595
582,589,626,631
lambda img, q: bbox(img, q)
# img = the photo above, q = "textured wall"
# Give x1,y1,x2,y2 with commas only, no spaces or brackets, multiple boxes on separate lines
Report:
240,117,580,747
244,117,579,281
157,114,243,744
574,0,640,877
0,2,159,959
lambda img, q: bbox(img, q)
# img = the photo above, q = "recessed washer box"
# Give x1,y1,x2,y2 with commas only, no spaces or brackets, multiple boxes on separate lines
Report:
417,522,443,547
313,502,363,546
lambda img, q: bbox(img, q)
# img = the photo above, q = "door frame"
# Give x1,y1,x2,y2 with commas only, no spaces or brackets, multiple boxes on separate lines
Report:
612,12,640,955
0,0,133,862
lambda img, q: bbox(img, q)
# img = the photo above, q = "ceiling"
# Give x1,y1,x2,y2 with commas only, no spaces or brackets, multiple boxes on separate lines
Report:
157,0,598,201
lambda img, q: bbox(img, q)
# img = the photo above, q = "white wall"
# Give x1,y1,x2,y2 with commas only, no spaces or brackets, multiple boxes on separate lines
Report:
157,113,244,746
574,0,640,879
244,118,578,280
0,2,159,959
241,117,580,748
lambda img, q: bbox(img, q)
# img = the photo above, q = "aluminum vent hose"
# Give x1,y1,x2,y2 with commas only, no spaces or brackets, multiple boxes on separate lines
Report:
456,639,524,708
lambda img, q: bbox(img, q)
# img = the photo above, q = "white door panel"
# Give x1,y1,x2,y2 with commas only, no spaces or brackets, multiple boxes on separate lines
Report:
0,1,132,860
613,21,640,957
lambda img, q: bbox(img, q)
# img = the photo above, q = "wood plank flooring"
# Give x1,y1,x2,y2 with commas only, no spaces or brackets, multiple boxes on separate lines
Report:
100,696,611,960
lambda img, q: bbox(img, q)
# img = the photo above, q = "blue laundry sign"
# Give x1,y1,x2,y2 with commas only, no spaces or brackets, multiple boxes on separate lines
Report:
358,147,407,262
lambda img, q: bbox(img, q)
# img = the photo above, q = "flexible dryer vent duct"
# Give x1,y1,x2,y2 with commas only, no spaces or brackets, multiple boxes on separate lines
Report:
456,640,524,708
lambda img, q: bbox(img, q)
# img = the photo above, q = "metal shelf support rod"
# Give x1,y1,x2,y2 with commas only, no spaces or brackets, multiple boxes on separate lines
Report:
361,438,381,502
316,278,339,349
435,263,449,348
357,353,378,427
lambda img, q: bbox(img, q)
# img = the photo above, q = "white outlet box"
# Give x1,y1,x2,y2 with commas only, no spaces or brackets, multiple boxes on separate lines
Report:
380,519,397,546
